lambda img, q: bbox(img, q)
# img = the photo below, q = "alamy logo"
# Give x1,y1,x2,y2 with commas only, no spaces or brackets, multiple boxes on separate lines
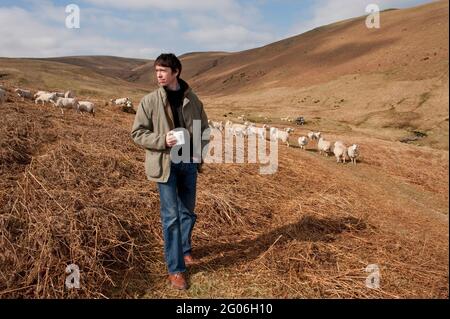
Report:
65,264,80,289
365,264,381,289
366,4,381,29
65,4,80,29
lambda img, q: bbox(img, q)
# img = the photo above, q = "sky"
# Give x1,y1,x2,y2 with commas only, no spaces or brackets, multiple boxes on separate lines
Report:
0,0,433,59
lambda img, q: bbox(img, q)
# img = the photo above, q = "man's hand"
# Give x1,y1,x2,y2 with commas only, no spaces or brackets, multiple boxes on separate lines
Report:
165,132,178,148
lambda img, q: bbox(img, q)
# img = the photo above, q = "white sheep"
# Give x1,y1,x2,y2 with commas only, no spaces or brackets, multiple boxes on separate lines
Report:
231,123,248,137
34,91,50,99
35,92,57,105
52,97,79,114
333,141,348,163
77,101,95,116
247,124,266,139
14,88,33,100
298,136,309,150
308,131,322,140
285,127,295,133
112,97,130,106
270,127,291,147
347,144,360,165
317,137,332,156
65,90,75,98
209,120,224,131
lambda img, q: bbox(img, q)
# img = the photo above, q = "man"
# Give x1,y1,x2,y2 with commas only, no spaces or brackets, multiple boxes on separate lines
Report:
131,53,209,290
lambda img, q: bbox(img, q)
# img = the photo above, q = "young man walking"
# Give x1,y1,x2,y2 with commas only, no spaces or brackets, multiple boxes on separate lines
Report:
131,53,209,290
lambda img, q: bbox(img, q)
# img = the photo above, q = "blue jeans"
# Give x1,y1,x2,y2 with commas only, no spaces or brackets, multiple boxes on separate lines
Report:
157,161,198,274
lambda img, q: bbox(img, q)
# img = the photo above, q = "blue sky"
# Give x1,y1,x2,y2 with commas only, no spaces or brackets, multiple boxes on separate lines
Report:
0,0,433,59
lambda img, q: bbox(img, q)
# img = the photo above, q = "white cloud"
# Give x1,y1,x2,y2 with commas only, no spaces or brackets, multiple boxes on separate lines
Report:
0,3,166,58
185,25,274,51
0,0,275,57
83,0,242,12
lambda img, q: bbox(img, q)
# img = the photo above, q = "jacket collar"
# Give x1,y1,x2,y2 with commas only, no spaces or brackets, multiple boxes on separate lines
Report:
158,78,192,108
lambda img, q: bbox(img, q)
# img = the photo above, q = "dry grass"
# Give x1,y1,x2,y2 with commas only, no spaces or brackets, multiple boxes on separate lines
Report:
0,87,448,298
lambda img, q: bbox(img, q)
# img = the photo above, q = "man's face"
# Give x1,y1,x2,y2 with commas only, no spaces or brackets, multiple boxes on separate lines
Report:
155,65,178,86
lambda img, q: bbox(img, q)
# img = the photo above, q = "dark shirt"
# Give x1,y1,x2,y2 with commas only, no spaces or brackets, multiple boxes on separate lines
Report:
164,81,196,160
164,82,185,129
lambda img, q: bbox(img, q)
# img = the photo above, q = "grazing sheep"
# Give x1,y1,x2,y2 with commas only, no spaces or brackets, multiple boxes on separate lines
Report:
77,101,95,116
285,127,295,133
317,137,332,156
307,131,321,140
52,97,79,114
209,120,224,131
231,123,248,137
111,97,130,106
15,88,33,100
65,90,75,98
0,88,6,105
34,91,51,99
35,92,57,105
333,141,348,163
298,136,309,150
347,144,360,165
270,127,291,147
247,124,266,139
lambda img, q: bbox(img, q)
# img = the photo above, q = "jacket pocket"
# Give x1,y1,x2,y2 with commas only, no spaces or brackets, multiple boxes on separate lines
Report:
145,150,162,177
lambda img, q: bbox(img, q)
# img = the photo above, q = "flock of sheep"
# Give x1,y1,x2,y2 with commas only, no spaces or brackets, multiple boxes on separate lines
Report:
0,85,361,165
0,85,134,117
209,120,361,165
0,86,96,116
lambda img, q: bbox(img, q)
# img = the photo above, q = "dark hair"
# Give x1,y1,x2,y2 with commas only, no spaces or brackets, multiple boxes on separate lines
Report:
154,53,182,78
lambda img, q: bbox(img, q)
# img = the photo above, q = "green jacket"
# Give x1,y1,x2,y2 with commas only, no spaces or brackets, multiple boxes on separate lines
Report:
131,79,209,183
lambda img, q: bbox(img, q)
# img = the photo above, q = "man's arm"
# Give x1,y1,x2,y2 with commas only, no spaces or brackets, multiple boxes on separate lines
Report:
131,97,167,151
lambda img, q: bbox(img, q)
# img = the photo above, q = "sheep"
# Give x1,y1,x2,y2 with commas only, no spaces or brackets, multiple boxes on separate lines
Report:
0,88,6,105
54,92,65,98
231,123,248,137
208,120,224,131
14,88,33,100
333,141,348,163
52,97,79,114
77,101,95,116
285,127,295,133
270,127,291,147
247,124,266,139
298,136,309,150
347,144,360,165
35,92,57,105
34,91,51,99
317,137,332,156
237,115,247,122
111,97,130,106
308,131,321,140
65,90,75,98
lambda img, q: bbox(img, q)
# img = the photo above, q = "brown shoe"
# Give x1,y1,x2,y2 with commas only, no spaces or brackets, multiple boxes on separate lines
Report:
167,272,187,290
184,254,198,266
